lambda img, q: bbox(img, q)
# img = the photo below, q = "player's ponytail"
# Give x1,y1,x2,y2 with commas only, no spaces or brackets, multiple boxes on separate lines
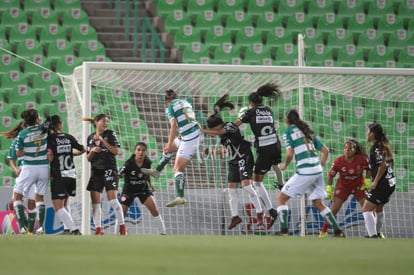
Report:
206,94,234,128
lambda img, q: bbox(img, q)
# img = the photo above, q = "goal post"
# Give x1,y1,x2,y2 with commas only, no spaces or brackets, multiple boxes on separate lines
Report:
61,62,414,237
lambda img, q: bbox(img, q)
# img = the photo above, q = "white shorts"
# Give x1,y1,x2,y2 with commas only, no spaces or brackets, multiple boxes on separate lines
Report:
13,180,36,200
14,165,49,197
281,173,327,200
175,134,203,161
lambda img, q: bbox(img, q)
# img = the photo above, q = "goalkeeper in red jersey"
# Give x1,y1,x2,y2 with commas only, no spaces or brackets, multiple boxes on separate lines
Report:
319,139,371,237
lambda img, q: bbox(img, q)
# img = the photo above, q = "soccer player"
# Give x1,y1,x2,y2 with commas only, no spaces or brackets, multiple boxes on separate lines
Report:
14,109,49,235
83,114,126,235
235,83,282,225
277,109,345,237
201,94,264,229
319,139,371,237
118,142,166,235
2,117,36,234
141,89,203,208
362,123,395,238
46,115,85,235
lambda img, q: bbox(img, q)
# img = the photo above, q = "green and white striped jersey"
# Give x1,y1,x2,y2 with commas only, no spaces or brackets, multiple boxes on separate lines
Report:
16,125,48,166
166,99,200,141
283,124,324,175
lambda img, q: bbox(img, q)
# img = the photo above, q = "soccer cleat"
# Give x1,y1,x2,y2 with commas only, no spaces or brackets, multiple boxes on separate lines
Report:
70,229,82,235
119,224,127,235
62,229,71,235
256,211,264,226
95,227,104,235
365,235,379,238
268,208,278,227
333,229,346,238
140,168,160,178
378,232,386,239
319,231,328,238
166,197,187,207
35,227,44,235
228,216,242,230
275,228,289,236
19,227,28,235
273,182,284,190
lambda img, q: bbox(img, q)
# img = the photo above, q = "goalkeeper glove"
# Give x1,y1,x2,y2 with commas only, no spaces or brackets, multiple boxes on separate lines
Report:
238,106,249,120
361,178,371,191
326,185,333,200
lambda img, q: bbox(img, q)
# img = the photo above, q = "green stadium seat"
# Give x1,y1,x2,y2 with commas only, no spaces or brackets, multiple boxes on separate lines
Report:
0,38,11,51
396,44,414,68
0,0,21,14
265,24,292,49
212,43,241,65
366,45,396,68
285,12,314,38
346,13,375,35
397,1,414,21
7,84,40,106
388,29,411,54
204,25,233,50
77,39,106,61
335,0,366,19
30,7,59,28
163,9,194,35
53,0,82,12
277,0,305,19
155,0,185,18
356,28,385,50
173,25,202,50
1,7,28,31
326,28,355,50
304,28,325,48
234,26,265,52
8,23,38,44
224,11,253,33
14,38,44,63
375,14,404,38
306,0,335,18
30,70,60,92
216,0,245,17
24,0,52,15
194,10,223,33
69,24,98,47
185,0,215,17
254,11,284,34
38,23,69,47
242,44,274,65
274,43,298,66
246,0,276,16
315,13,345,35
1,70,29,92
0,54,22,77
335,44,365,67
60,8,90,30
366,0,397,21
53,54,82,75
305,43,334,67
46,39,75,62
181,42,211,64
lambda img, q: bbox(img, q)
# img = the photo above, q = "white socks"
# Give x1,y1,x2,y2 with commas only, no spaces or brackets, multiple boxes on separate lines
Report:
253,181,273,210
363,211,377,237
242,185,263,214
228,188,239,217
109,199,125,225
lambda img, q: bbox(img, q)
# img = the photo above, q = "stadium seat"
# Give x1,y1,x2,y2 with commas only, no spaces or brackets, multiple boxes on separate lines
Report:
246,0,276,17
24,0,51,15
305,43,334,67
366,45,396,68
326,28,355,50
14,38,44,59
38,23,69,47
274,43,298,65
366,0,397,21
285,12,315,39
185,0,215,17
1,7,28,31
396,43,414,68
60,8,90,30
76,39,106,60
277,0,306,19
335,44,365,67
303,28,325,48
30,7,59,28
234,26,265,52
30,69,60,91
53,54,82,75
181,42,211,64
224,11,253,33
155,0,185,18
53,0,82,12
212,43,241,65
242,44,274,65
356,28,385,50
387,29,411,54
335,0,366,19
266,25,293,50
216,0,245,17
0,54,22,76
346,13,375,35
173,25,202,50
203,25,233,50
315,13,345,35
0,0,21,14
375,13,404,37
163,9,194,35
306,0,335,18
397,1,414,21
255,11,284,34
69,24,98,47
8,23,37,44
194,10,223,33
46,39,75,62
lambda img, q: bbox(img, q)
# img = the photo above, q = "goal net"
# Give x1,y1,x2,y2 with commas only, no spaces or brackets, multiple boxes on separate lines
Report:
60,62,414,237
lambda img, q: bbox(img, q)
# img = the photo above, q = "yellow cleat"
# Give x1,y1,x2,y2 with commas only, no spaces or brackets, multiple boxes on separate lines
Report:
319,231,328,238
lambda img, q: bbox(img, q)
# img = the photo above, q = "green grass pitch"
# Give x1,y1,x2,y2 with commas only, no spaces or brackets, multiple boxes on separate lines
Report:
1,235,413,275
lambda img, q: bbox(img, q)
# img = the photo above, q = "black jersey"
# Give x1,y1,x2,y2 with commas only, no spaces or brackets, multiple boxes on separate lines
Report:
240,105,278,148
220,122,251,162
369,146,396,188
87,130,120,170
48,132,84,179
119,156,152,194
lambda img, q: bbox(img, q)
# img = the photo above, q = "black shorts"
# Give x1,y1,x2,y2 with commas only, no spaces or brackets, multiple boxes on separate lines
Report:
227,150,254,183
366,180,395,205
254,141,282,175
50,177,76,200
87,168,119,193
120,191,153,206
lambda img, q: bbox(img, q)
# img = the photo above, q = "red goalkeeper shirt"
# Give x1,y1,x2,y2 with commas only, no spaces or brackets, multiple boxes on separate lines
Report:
328,154,369,188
